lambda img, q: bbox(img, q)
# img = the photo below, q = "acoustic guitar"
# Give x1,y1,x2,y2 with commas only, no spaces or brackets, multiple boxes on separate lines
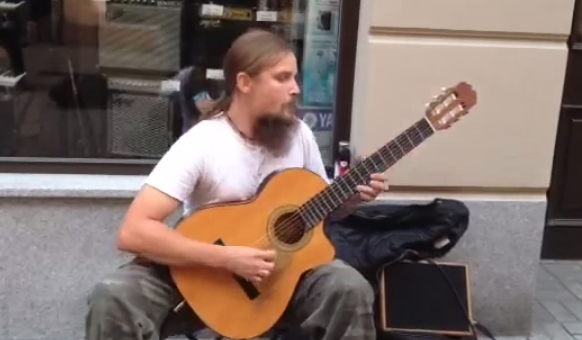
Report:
169,82,478,339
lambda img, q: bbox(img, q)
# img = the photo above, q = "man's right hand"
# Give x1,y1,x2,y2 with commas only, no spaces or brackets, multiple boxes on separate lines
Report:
221,246,276,283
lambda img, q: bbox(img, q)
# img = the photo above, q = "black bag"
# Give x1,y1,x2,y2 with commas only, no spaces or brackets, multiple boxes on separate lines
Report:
325,198,470,278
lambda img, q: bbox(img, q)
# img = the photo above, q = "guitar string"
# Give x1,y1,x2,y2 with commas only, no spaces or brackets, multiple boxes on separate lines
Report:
246,120,434,249
249,122,432,249
249,122,433,249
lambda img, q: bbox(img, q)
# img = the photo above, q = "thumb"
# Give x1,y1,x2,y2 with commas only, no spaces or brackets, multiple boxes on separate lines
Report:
256,249,276,261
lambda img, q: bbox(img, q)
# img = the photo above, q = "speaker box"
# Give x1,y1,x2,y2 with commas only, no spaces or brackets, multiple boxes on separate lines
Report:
98,0,181,74
106,76,174,158
378,260,473,337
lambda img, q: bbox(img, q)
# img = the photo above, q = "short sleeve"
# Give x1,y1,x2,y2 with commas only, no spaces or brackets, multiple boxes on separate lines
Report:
299,121,331,184
145,128,205,202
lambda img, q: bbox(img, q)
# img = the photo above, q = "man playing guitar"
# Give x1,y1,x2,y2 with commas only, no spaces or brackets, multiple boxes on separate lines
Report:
85,29,387,340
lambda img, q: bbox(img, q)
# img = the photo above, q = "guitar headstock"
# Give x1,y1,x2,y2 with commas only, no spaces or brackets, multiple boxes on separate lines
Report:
425,82,477,131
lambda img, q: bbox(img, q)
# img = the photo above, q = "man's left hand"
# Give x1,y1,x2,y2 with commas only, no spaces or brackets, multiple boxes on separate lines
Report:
334,173,388,219
355,173,388,202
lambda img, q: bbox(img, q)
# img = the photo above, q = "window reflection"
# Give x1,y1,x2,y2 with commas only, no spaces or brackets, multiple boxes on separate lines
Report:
573,1,582,46
0,0,340,162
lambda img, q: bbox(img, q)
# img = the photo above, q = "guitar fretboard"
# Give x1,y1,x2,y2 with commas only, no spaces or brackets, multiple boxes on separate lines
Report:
299,117,435,228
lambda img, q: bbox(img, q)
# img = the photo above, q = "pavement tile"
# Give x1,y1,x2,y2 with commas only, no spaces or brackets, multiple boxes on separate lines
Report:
563,323,582,335
539,301,579,323
542,323,576,340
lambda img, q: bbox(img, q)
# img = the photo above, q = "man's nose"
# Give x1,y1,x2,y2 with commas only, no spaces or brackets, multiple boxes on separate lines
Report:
291,79,301,95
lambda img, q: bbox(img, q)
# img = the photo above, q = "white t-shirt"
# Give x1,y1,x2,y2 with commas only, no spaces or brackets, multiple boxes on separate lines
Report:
145,114,330,216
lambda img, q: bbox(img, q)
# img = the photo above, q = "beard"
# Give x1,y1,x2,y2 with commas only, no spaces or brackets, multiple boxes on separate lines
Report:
253,101,300,157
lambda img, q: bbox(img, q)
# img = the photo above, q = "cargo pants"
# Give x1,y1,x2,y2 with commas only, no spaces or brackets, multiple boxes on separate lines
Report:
85,258,376,340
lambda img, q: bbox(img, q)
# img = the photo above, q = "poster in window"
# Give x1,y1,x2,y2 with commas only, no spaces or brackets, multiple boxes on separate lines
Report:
301,0,340,107
298,106,334,164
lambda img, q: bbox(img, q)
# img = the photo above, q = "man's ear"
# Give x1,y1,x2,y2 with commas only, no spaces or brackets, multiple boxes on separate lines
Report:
236,72,252,94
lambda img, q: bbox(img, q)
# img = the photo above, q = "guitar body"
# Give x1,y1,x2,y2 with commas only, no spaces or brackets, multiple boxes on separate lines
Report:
170,168,336,339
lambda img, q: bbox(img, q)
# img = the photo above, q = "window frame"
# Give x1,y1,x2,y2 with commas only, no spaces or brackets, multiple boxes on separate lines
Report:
0,0,361,175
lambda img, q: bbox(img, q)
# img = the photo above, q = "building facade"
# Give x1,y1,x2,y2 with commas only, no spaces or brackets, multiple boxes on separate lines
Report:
0,0,578,338
355,0,576,260
0,0,577,257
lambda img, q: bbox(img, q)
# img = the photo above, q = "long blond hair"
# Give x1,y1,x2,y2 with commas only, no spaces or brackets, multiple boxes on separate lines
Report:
201,29,292,121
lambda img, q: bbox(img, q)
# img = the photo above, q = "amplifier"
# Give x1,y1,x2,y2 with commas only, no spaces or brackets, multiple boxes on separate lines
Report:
98,0,181,74
377,260,474,337
107,76,175,158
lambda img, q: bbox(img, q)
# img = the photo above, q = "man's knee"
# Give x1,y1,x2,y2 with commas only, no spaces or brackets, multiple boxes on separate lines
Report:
88,276,134,315
316,260,374,305
85,275,157,340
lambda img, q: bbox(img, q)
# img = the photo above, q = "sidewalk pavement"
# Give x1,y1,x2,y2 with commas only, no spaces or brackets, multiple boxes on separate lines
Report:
190,260,582,340
532,261,582,340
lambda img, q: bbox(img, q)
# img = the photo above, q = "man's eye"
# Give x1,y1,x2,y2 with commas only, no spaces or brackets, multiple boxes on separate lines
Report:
277,73,293,82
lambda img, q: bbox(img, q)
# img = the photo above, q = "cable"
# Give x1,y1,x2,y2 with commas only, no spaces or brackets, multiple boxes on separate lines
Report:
422,256,477,340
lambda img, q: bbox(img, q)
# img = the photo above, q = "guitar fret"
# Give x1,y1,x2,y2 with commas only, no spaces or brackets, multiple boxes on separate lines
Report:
328,187,342,201
404,132,415,147
301,117,435,229
394,139,405,154
381,145,396,165
414,122,426,139
375,152,387,167
362,160,374,174
352,168,366,183
386,143,402,161
337,178,352,197
320,192,333,211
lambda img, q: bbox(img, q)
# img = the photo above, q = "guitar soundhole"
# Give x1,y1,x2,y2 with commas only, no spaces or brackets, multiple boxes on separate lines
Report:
273,212,306,245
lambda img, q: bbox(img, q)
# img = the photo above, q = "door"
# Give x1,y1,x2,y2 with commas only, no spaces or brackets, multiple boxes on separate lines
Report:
543,0,582,259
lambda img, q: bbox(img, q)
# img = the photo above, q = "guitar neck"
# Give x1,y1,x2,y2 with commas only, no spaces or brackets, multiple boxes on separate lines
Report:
300,117,435,228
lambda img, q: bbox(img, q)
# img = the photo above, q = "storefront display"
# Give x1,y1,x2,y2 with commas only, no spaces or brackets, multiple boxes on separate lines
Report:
0,0,344,164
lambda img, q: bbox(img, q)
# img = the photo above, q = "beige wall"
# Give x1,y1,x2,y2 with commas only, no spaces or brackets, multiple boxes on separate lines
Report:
352,0,575,191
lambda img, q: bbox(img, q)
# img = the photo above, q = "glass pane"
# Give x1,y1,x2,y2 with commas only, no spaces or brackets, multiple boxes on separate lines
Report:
573,1,582,46
0,0,341,163
298,0,341,165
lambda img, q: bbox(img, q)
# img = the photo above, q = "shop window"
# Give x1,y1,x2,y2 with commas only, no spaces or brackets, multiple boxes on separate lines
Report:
572,0,582,48
0,0,358,174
